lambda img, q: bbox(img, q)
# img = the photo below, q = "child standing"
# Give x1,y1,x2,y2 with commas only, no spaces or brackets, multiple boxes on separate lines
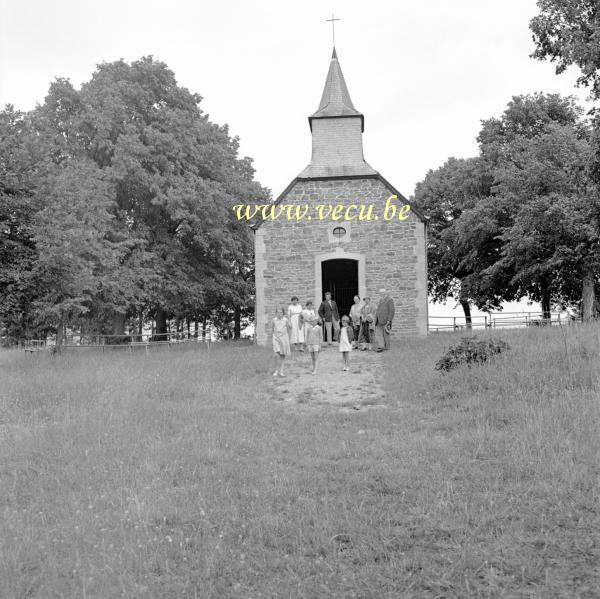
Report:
338,315,353,371
272,305,291,376
305,316,323,374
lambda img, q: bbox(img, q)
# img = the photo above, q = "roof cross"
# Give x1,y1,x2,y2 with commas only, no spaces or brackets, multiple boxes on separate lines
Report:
326,13,340,47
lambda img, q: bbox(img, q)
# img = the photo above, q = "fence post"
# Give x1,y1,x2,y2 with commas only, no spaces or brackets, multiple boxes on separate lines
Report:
453,317,456,332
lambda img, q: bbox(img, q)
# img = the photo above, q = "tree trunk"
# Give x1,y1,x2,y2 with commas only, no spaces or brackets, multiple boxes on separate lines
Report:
234,307,241,340
202,318,207,342
56,316,65,351
541,294,551,321
112,312,126,336
187,320,191,340
138,312,143,341
460,299,472,330
582,268,595,322
194,320,198,339
155,308,167,340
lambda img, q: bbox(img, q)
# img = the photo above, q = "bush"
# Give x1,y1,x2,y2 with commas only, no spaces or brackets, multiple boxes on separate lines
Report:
435,336,510,371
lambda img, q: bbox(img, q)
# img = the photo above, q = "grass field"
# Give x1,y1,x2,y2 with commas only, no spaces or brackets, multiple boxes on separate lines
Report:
1,324,599,598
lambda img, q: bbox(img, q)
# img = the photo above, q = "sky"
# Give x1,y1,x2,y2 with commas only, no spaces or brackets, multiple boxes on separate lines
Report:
0,0,593,318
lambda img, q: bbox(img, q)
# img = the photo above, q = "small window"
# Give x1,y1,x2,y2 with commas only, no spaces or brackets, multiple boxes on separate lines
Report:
328,223,351,244
332,226,347,239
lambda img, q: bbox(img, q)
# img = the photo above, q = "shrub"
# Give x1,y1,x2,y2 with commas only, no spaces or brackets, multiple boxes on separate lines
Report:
435,336,510,371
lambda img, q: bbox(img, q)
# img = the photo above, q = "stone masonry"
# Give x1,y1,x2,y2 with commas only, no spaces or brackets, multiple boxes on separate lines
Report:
254,177,427,345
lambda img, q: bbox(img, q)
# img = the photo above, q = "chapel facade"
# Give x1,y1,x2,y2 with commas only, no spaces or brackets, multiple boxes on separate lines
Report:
254,48,428,345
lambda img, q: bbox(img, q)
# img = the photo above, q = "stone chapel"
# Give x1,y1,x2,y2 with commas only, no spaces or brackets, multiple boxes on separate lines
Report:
253,48,428,345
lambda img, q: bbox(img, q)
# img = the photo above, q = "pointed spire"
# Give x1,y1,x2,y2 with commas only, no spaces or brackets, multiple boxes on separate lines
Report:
309,48,364,131
299,47,375,178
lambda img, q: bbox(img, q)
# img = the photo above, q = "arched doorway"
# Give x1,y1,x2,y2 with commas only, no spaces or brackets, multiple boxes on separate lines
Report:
321,259,358,319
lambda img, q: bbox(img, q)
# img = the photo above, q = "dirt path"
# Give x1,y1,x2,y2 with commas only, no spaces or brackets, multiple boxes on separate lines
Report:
269,343,388,412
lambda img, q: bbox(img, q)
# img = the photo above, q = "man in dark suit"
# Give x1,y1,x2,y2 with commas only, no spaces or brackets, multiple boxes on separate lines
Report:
318,291,340,345
375,288,395,351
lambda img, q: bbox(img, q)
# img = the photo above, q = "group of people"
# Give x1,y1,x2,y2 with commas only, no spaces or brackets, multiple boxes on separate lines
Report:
271,289,396,377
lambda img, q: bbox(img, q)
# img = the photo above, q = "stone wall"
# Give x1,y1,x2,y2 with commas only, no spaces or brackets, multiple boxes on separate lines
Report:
254,177,427,345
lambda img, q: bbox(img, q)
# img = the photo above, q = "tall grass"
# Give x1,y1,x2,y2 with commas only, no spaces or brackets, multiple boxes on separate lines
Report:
0,325,598,598
381,323,600,597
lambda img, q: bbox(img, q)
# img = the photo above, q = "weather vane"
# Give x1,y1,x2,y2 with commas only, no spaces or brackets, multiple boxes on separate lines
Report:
326,13,340,47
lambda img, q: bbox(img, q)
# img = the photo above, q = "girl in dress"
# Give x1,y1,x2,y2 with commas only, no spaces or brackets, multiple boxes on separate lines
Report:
287,296,304,352
338,315,354,371
272,305,291,376
301,300,316,351
305,316,323,375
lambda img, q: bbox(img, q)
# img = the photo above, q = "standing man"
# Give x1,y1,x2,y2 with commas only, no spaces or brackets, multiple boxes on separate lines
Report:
375,288,395,351
318,291,340,346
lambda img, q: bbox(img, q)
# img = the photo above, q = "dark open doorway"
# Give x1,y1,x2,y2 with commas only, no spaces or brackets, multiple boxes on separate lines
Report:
321,259,359,319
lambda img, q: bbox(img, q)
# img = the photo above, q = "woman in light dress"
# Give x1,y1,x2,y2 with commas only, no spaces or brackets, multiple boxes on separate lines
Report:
287,296,304,351
272,305,291,376
300,300,316,351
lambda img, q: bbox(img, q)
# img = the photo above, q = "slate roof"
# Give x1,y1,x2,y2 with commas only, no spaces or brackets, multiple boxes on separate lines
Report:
309,47,364,131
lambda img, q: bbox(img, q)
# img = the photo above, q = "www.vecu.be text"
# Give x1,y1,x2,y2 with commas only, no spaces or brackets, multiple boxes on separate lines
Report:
233,195,411,222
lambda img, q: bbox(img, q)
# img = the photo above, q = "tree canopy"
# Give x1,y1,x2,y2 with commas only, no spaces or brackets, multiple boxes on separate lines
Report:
413,93,599,321
531,0,600,99
0,57,268,344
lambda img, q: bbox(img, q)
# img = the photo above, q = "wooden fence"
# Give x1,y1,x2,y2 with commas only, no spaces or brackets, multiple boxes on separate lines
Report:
19,331,229,353
428,311,575,332
19,312,579,352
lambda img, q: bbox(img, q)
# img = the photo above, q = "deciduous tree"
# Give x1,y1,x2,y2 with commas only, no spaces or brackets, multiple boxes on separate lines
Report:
413,157,499,326
1,57,269,341
531,0,600,99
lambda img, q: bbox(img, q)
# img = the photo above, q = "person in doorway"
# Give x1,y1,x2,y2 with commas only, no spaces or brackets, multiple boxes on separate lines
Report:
338,315,353,370
349,294,363,349
375,288,395,351
318,291,340,346
272,305,291,376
